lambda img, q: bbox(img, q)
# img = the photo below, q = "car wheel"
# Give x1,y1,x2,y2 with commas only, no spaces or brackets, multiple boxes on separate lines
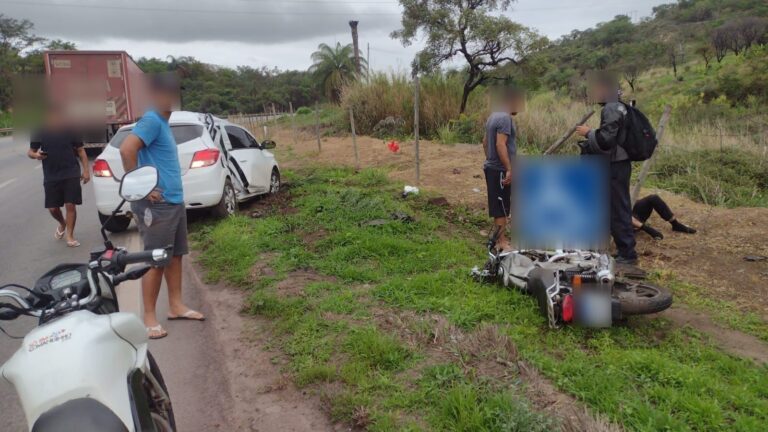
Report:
98,212,131,233
211,178,238,218
269,169,280,194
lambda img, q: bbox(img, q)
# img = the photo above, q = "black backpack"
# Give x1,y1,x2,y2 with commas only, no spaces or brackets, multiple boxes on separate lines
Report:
620,102,657,162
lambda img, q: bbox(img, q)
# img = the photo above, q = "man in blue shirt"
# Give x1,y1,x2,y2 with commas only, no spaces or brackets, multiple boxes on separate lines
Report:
120,73,204,339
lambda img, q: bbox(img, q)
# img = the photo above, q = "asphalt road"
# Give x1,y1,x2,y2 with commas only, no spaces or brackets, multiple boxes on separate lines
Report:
0,136,229,431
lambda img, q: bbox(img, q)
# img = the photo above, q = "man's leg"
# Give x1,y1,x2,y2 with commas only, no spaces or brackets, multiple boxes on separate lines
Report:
64,203,77,242
164,255,185,315
609,161,637,261
494,216,509,250
142,266,165,329
48,207,66,234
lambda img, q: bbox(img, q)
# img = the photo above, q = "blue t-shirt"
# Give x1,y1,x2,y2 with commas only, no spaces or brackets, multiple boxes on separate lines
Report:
131,111,184,204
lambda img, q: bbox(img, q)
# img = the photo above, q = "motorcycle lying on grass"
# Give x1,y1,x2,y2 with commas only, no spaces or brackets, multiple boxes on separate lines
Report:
0,166,177,432
472,226,673,328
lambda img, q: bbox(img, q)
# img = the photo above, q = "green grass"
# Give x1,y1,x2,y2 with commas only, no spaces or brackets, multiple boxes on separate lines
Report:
0,111,10,129
193,166,768,431
647,147,768,208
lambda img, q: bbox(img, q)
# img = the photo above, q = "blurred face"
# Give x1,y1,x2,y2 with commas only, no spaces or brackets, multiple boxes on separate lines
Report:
152,88,180,112
587,82,614,104
507,94,526,116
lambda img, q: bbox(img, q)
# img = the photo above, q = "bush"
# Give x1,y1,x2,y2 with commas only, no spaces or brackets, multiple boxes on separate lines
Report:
295,106,312,115
340,72,487,138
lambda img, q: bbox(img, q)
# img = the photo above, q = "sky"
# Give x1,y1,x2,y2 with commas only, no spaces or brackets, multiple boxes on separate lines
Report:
2,0,671,72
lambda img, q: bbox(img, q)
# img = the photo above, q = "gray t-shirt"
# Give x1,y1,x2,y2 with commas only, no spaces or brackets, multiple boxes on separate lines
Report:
483,112,515,171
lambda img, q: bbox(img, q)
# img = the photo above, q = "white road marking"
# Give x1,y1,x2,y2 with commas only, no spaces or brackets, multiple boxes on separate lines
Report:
0,179,16,190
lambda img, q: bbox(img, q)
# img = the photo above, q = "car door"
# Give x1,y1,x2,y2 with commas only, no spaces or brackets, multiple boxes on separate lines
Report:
223,126,267,194
242,129,273,190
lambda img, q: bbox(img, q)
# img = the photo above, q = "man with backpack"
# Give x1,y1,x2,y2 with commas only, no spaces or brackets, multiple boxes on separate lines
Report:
574,74,656,265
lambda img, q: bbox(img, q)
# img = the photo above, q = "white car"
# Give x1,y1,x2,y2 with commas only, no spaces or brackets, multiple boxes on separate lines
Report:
92,111,280,232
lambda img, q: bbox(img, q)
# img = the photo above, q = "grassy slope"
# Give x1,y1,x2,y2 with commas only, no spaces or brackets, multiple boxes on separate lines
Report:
193,167,768,432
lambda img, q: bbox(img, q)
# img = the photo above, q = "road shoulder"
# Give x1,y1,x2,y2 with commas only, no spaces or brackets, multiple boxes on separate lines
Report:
185,253,336,432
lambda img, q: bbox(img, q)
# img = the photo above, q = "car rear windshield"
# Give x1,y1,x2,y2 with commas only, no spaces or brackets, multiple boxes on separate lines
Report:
109,124,205,148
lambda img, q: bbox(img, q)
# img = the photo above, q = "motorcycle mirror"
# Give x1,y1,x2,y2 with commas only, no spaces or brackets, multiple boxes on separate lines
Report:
119,166,159,202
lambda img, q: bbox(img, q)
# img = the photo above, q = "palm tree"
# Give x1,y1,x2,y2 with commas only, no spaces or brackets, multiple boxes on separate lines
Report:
309,42,367,102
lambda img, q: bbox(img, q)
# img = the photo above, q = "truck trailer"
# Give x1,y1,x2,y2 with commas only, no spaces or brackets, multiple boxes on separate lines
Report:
43,50,146,150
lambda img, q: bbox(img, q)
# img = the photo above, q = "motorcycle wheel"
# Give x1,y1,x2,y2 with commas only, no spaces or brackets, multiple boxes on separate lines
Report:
613,279,673,315
147,351,177,432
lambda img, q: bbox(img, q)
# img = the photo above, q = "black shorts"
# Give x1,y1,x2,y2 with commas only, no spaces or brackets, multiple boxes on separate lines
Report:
484,167,511,218
44,178,82,208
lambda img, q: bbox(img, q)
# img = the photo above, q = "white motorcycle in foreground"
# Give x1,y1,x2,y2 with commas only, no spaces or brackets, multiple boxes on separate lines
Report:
0,166,176,432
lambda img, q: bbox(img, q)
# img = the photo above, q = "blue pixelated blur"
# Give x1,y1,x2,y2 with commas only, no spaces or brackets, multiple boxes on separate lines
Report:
514,156,608,250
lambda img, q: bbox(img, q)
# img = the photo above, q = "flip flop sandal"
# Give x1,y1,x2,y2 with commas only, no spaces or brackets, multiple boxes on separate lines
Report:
67,240,81,248
167,310,206,321
55,227,65,240
147,325,168,340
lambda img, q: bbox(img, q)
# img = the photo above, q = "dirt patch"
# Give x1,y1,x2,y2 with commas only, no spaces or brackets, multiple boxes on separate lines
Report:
659,307,768,365
273,269,335,298
269,127,768,317
240,184,298,218
189,254,340,432
250,252,279,282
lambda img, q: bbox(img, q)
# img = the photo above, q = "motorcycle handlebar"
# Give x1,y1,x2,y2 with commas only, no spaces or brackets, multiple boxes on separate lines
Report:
116,249,168,267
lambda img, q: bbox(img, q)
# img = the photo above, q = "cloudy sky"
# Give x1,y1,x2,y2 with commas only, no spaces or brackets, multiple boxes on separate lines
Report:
3,0,670,72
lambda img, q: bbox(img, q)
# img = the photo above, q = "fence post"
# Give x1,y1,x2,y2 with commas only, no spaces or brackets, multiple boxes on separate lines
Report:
349,108,360,171
543,110,596,155
413,70,420,185
289,101,297,146
631,105,673,205
315,102,322,152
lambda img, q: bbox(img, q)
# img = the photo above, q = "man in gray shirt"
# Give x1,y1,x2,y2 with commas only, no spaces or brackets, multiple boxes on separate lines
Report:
482,88,524,252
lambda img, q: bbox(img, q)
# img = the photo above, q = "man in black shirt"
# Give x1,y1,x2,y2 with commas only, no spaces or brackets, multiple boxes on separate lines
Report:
28,123,90,247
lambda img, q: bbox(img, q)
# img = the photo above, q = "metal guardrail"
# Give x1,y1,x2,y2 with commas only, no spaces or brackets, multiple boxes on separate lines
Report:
0,127,13,135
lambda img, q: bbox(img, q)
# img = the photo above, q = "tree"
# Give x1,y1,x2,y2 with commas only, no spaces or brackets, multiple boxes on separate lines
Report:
695,44,713,71
734,17,768,51
309,42,365,102
711,27,729,62
0,14,44,110
392,0,546,114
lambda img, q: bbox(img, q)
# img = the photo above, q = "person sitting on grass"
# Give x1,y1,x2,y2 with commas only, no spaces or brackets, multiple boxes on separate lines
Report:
632,194,697,240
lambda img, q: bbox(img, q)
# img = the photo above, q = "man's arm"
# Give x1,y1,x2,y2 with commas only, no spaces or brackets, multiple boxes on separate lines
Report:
482,135,488,158
28,136,45,160
577,103,625,154
120,134,144,171
495,133,513,185
77,147,90,184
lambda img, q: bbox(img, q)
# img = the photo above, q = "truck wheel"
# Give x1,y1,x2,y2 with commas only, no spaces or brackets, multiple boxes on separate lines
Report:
269,169,280,194
614,279,673,315
98,212,131,233
211,178,237,218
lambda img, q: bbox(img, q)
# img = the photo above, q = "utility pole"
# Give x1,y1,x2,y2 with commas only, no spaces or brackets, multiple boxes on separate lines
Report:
366,42,370,79
349,20,361,75
413,59,420,185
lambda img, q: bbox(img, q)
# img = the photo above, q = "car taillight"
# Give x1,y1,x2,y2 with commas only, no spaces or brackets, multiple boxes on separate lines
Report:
93,159,113,177
190,149,220,169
